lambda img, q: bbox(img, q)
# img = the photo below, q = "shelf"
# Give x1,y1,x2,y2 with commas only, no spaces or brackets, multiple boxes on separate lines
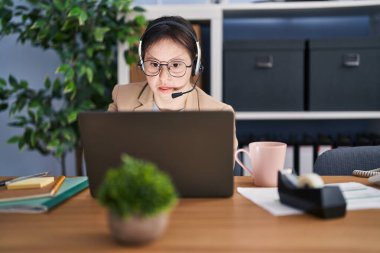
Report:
137,1,380,19
120,1,380,101
222,1,380,11
236,111,380,120
119,1,380,108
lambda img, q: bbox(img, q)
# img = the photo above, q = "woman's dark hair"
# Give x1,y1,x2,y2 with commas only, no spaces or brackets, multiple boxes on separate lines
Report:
141,16,198,61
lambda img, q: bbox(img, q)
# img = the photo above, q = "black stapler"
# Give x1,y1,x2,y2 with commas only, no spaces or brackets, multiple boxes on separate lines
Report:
278,170,346,219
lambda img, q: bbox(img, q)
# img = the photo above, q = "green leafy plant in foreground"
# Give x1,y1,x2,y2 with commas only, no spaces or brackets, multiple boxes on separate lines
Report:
97,154,178,219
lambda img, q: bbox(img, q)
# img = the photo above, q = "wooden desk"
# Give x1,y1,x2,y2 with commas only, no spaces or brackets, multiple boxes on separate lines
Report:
1,176,379,253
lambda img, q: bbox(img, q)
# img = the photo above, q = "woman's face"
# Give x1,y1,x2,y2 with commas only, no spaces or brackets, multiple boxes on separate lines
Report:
144,38,193,102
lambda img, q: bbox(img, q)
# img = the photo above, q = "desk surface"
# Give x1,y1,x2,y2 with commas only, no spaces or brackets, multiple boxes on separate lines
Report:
1,176,379,253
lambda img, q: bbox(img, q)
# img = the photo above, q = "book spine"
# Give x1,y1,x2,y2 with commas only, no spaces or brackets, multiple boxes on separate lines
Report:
44,180,89,211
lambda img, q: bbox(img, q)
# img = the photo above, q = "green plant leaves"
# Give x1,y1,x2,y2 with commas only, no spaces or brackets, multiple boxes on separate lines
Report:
8,75,18,88
63,81,75,94
86,67,93,83
52,78,62,97
124,50,138,65
62,128,75,142
92,82,105,95
67,111,77,123
0,103,8,111
133,6,145,13
0,0,146,173
47,139,60,151
56,64,74,82
135,15,146,26
127,35,139,46
85,48,93,57
0,78,8,105
19,80,28,89
7,136,21,144
52,0,64,12
44,78,51,89
68,6,88,26
31,20,46,30
94,27,110,42
18,138,26,150
0,78,6,87
55,64,70,74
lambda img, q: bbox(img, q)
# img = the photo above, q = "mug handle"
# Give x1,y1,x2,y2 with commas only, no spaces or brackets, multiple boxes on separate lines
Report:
235,148,254,176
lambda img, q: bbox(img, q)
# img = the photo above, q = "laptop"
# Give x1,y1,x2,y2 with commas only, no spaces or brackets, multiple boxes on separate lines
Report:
78,111,234,198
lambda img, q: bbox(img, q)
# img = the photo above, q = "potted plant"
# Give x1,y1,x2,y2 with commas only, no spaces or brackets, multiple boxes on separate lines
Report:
97,154,178,245
0,0,146,175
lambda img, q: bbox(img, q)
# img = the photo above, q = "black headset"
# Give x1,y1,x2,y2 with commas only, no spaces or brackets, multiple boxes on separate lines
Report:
138,20,202,77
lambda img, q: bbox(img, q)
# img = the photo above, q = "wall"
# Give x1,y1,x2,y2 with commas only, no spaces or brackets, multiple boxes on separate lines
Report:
0,35,76,176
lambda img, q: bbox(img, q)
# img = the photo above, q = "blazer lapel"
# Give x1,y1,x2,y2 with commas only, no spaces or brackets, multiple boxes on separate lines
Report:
134,83,154,111
184,88,200,111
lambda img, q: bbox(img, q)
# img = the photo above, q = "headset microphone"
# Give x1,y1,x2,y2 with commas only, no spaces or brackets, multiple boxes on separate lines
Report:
171,67,202,99
171,83,197,99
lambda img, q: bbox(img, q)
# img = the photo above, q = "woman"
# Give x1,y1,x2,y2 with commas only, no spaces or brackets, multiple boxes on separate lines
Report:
108,16,238,149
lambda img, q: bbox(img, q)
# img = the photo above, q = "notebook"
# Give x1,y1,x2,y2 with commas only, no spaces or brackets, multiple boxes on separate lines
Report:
0,176,65,202
79,111,234,198
6,177,55,190
0,177,88,213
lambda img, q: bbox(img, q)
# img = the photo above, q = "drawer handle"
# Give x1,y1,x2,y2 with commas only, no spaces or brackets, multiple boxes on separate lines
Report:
343,53,360,67
255,55,273,69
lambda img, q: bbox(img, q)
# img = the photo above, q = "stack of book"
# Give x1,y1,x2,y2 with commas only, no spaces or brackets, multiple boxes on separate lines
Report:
0,176,88,213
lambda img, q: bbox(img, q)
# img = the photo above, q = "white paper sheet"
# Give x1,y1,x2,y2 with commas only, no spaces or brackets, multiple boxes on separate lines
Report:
237,182,380,216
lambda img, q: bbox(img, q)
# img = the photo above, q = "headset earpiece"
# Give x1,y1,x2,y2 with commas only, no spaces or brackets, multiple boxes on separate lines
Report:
193,41,202,76
138,40,144,72
192,58,197,76
192,64,204,76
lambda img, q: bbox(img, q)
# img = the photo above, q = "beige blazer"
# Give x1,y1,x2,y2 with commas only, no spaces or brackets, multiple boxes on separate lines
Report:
108,82,238,150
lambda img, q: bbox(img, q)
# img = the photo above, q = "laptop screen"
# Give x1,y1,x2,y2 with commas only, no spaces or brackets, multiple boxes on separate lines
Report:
79,111,234,198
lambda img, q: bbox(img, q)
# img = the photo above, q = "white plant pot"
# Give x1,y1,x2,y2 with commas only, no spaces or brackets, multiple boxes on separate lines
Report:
108,211,170,245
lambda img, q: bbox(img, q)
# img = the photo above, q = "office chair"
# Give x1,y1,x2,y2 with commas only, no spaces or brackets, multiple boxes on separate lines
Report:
313,146,380,175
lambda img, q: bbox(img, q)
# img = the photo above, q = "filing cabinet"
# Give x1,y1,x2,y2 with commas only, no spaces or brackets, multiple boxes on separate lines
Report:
309,37,380,111
223,40,304,111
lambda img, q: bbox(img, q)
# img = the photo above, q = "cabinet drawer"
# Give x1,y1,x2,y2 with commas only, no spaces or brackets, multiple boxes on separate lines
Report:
309,38,380,111
224,40,304,111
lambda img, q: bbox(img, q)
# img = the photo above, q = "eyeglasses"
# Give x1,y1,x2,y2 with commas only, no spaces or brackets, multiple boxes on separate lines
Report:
141,60,192,77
